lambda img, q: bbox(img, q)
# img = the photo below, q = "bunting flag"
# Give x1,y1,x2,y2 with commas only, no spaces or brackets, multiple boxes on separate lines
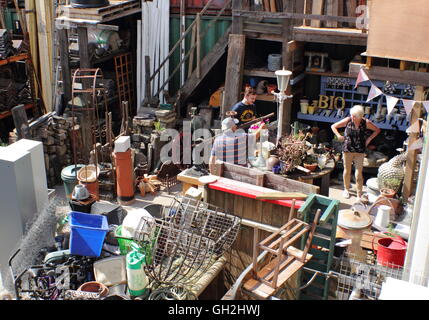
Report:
385,95,399,114
402,99,416,116
423,101,429,114
406,120,420,134
366,84,383,102
409,138,423,151
354,68,370,88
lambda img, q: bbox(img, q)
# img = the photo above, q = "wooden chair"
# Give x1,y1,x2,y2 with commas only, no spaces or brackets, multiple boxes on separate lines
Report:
239,201,322,299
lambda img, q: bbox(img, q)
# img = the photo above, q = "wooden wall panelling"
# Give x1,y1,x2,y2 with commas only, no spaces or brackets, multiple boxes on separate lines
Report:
346,0,358,28
310,0,324,28
325,0,339,28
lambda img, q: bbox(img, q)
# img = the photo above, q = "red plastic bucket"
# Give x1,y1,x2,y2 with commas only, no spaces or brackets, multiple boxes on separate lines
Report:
372,232,407,267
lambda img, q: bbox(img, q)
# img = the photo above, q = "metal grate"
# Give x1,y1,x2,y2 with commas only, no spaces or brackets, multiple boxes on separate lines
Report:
335,252,429,300
129,196,241,286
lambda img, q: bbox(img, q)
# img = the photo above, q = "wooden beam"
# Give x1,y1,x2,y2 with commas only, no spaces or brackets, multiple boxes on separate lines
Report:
403,85,425,201
222,34,246,120
293,26,367,46
350,66,429,88
232,9,357,23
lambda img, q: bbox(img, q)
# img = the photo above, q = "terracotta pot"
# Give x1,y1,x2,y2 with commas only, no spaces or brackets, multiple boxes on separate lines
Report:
304,163,318,172
78,281,109,297
380,188,396,199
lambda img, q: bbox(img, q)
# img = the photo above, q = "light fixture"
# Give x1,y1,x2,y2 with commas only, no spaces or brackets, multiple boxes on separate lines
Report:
271,67,293,142
272,67,293,103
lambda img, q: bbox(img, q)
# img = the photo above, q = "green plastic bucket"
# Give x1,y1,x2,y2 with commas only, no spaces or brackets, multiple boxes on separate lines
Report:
61,164,84,199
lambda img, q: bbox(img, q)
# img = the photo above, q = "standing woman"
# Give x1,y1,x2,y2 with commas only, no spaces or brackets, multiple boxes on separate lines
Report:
331,105,381,199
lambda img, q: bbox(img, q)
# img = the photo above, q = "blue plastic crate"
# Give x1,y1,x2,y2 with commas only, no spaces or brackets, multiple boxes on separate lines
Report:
69,211,108,257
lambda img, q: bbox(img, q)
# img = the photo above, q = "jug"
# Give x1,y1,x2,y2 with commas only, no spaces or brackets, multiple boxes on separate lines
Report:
374,205,391,228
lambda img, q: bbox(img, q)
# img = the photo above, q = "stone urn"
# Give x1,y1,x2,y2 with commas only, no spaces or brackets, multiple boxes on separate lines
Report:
266,155,280,171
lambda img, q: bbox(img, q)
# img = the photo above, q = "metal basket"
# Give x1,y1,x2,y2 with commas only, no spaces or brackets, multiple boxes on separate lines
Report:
130,196,241,286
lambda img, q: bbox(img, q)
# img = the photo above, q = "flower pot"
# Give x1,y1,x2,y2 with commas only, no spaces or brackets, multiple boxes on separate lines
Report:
78,281,109,297
304,163,318,172
380,188,396,199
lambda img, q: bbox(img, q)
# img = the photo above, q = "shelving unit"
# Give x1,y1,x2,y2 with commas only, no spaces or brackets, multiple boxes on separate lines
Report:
0,53,36,120
0,53,29,66
297,75,413,131
0,103,34,120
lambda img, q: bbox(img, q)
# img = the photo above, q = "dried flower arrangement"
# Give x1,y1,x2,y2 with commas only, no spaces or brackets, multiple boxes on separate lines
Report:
275,135,310,174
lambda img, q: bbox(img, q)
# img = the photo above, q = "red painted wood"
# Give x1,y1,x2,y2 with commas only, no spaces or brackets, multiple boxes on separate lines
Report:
208,177,305,209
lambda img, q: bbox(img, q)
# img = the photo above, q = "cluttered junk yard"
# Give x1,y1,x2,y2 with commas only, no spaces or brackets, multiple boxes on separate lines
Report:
1,0,429,302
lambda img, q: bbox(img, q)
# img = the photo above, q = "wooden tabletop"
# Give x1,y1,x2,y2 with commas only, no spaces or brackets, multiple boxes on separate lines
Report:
287,160,335,180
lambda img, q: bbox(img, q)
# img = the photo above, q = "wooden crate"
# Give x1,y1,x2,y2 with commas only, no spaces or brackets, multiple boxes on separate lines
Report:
216,161,320,194
59,0,140,21
297,194,340,300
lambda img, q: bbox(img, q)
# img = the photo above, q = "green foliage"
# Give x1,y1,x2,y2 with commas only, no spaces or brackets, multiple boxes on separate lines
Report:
382,177,402,192
154,121,165,132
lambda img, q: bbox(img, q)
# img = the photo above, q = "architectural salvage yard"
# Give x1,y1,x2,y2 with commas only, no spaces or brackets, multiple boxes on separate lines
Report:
0,0,429,305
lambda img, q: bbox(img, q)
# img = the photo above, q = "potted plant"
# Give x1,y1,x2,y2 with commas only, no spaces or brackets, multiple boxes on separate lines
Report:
303,154,318,172
380,177,402,195
380,187,396,199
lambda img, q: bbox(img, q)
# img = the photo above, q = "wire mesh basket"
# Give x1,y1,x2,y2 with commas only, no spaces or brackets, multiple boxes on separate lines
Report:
335,252,416,300
129,196,241,286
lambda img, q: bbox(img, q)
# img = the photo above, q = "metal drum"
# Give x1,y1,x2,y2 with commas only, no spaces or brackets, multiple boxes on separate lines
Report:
71,0,109,8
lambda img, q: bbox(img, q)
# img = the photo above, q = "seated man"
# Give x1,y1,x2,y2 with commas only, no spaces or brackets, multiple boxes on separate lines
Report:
209,117,265,172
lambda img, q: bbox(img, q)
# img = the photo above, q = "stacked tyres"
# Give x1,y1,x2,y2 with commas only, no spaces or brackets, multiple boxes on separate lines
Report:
71,0,109,8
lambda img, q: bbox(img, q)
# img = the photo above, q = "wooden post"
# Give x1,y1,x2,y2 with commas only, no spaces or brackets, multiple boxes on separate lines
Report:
58,28,72,103
403,85,425,201
222,34,246,120
77,27,91,69
279,1,294,138
12,105,29,140
252,227,259,276
232,0,243,34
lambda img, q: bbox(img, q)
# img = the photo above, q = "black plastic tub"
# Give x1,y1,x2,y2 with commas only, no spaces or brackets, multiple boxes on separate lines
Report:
71,0,110,8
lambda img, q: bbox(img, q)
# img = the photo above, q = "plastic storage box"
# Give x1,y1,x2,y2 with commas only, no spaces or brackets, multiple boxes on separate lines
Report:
70,211,109,257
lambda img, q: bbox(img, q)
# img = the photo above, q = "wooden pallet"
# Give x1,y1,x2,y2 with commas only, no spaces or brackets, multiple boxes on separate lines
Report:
60,0,140,21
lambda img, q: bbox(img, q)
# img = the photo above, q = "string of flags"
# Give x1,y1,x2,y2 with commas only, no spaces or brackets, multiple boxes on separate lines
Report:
355,67,425,150
355,67,429,116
